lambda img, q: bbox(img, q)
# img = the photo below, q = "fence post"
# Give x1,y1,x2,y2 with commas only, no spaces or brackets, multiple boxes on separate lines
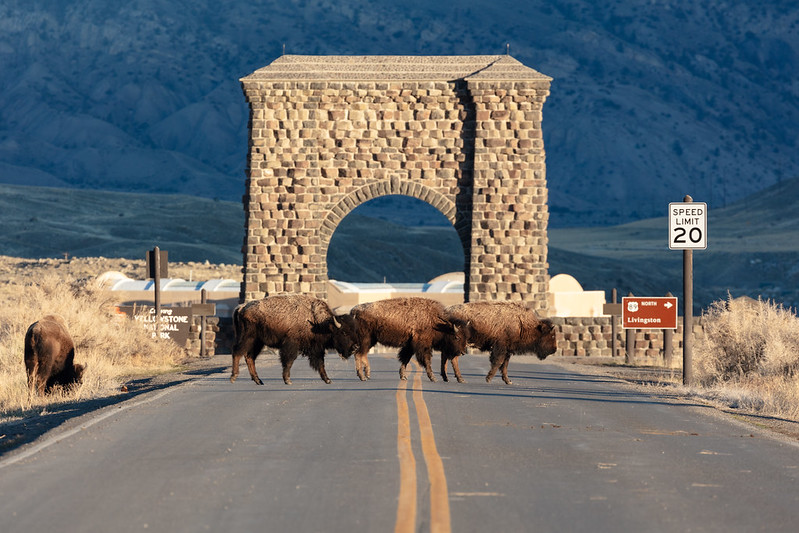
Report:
625,292,635,365
663,291,674,367
200,289,207,358
153,246,161,340
611,288,618,358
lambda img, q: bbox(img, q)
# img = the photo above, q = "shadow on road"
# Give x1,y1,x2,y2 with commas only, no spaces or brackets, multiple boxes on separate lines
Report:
0,359,227,459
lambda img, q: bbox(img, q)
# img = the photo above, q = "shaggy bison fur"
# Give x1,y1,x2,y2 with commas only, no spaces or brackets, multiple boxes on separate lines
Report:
230,294,358,385
349,297,467,382
24,315,85,396
442,302,557,384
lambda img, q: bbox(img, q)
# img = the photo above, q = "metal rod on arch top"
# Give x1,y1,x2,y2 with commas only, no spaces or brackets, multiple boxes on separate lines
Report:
682,195,694,386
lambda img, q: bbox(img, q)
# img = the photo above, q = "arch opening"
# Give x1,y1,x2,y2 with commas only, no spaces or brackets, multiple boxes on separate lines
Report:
326,195,465,284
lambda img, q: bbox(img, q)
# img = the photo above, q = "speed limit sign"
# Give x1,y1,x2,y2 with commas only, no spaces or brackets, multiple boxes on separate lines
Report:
669,201,707,250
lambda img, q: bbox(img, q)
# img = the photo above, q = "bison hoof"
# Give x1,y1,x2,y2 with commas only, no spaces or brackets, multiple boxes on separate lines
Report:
283,380,292,385
485,376,493,383
427,375,437,383
457,378,466,383
324,379,332,384
229,376,237,383
254,378,264,385
358,375,367,381
441,375,449,382
503,379,513,385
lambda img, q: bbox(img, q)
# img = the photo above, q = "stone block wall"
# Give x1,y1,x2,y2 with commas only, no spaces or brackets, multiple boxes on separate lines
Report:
552,316,705,367
240,56,552,310
185,316,219,357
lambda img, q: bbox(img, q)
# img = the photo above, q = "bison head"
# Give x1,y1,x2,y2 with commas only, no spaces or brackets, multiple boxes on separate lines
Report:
533,320,558,360
330,313,359,359
435,317,471,356
45,363,85,394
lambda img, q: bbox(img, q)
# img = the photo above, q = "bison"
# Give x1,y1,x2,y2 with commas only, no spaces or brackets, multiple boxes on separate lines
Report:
442,302,557,385
229,294,359,385
24,315,85,396
349,297,466,382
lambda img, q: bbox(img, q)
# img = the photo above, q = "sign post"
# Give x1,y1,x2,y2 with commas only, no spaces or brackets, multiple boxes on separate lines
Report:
146,247,168,340
669,195,707,386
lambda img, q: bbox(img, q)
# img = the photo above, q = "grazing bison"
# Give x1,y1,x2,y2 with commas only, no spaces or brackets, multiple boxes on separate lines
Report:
24,315,85,396
349,297,466,382
230,294,359,385
442,302,557,385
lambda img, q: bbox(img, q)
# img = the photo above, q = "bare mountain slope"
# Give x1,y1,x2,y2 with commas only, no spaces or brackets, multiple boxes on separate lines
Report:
1,1,798,225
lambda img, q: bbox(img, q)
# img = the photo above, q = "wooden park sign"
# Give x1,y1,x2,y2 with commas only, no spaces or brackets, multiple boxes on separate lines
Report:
118,305,192,344
117,247,217,351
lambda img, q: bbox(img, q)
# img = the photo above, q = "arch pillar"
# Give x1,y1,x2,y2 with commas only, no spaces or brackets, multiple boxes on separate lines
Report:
240,55,552,314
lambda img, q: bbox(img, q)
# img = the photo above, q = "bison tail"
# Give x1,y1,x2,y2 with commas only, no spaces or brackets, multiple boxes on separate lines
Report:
232,304,245,342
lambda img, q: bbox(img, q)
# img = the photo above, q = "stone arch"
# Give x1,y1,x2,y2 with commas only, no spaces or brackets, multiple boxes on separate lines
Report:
240,55,553,313
318,177,467,264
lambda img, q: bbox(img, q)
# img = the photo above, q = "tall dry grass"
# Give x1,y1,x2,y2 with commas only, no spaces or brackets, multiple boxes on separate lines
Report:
694,295,799,419
0,274,184,421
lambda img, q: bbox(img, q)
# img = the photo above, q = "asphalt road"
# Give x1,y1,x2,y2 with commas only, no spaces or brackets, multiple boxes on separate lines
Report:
1,353,798,533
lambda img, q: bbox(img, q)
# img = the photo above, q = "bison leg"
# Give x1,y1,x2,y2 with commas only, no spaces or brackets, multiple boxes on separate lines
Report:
353,347,370,381
245,355,264,385
440,354,449,382
279,344,299,385
308,349,332,384
317,364,332,384
486,344,507,383
500,355,513,385
242,339,266,386
230,351,242,383
231,337,262,384
29,374,46,397
397,343,415,381
37,362,55,396
417,346,436,382
451,355,466,383
26,360,41,396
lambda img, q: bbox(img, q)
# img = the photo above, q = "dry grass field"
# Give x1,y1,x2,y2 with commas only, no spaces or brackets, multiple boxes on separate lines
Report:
692,296,799,421
0,256,240,423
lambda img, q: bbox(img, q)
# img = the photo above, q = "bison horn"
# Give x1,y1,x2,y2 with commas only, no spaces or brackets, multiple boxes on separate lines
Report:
332,316,341,329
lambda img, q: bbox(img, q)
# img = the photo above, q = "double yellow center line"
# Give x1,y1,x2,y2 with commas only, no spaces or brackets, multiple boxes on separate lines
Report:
395,365,451,533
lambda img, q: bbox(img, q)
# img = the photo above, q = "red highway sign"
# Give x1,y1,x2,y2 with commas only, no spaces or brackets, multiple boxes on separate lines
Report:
622,297,678,330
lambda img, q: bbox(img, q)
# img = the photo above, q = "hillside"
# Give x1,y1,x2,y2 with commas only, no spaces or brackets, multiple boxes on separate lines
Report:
1,1,798,226
2,181,798,311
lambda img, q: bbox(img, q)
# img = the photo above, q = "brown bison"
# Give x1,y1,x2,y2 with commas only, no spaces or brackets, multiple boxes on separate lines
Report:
24,315,85,396
442,302,557,384
230,294,359,385
349,297,466,382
